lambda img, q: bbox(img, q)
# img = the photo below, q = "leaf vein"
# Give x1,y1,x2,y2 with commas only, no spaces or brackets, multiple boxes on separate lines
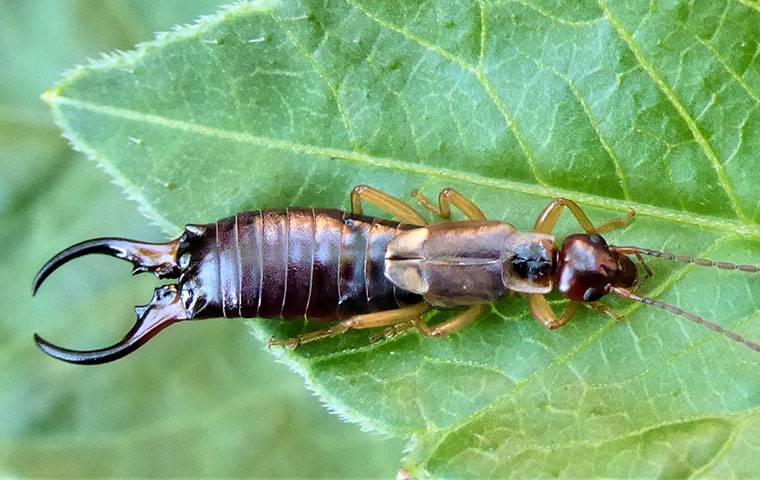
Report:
496,0,605,27
344,0,476,72
345,0,548,187
512,48,632,199
474,411,753,466
418,235,729,468
475,70,548,187
736,0,760,13
48,94,760,239
272,12,358,148
690,30,760,105
477,0,487,68
599,0,749,222
688,428,738,478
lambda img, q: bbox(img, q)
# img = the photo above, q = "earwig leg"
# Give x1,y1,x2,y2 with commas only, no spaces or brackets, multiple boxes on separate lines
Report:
411,188,486,220
533,198,635,235
269,303,431,348
632,251,653,278
611,247,653,293
528,294,580,330
592,209,636,234
410,190,440,216
586,302,623,321
633,251,653,292
369,321,415,344
438,188,487,220
350,185,427,225
413,304,486,337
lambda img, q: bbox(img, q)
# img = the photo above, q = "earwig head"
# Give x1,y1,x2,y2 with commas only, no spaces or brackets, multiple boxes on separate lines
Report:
559,237,760,354
31,225,221,365
556,233,637,302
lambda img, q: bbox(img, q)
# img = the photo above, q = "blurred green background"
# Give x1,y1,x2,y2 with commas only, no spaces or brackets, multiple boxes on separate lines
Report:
0,2,403,477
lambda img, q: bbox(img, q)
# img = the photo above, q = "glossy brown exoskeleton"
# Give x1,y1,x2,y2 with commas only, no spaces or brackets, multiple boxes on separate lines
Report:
32,186,760,364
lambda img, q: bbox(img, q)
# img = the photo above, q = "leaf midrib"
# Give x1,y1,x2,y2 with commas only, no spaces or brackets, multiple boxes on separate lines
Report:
47,93,760,238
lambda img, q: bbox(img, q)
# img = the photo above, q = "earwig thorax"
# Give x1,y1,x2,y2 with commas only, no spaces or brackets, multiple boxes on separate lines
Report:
500,232,557,294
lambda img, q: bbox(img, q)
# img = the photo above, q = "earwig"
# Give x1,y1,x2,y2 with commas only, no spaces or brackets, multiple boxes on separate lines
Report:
32,186,760,364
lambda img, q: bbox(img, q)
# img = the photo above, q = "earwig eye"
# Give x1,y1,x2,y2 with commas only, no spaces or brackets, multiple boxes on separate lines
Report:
583,287,604,301
588,233,607,246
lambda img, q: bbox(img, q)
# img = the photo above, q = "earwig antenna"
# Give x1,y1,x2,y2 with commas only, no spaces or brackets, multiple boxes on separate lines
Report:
610,245,759,273
609,287,760,353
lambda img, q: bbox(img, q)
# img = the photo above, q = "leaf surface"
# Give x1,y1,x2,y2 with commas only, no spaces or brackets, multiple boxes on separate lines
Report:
1,1,401,478
45,0,760,476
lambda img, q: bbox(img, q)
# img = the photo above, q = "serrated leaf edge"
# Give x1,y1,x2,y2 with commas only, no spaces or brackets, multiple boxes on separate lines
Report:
247,322,396,436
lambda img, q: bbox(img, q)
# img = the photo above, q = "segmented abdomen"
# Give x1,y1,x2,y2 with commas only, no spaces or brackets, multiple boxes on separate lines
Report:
215,208,422,320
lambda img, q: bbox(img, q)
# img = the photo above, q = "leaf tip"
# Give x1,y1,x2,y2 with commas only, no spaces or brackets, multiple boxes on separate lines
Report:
40,88,58,106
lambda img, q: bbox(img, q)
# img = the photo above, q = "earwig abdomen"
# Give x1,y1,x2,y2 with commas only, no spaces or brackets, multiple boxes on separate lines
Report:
180,208,422,322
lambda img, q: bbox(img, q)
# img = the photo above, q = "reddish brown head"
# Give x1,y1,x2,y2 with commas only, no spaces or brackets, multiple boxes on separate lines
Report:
556,233,637,302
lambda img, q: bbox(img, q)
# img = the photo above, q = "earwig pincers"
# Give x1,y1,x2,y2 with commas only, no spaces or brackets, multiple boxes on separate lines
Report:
32,186,760,364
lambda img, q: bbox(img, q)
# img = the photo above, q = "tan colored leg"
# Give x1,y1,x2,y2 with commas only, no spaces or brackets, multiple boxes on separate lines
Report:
533,198,635,235
586,302,622,321
528,294,579,330
411,187,486,220
611,247,653,293
269,303,431,348
413,304,486,337
369,320,415,344
351,184,427,225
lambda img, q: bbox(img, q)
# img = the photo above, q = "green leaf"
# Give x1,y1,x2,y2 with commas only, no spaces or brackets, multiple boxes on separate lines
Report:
43,0,760,477
1,1,401,478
